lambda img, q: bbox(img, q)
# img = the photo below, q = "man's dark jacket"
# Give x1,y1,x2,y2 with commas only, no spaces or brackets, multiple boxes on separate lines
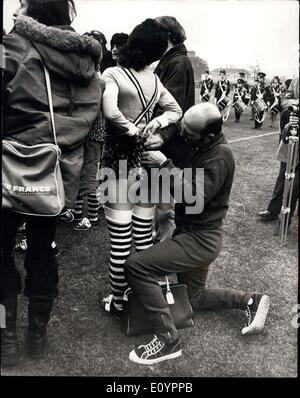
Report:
161,132,235,230
154,44,195,168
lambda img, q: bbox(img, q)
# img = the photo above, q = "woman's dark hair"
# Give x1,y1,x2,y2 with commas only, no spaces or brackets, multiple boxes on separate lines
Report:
110,33,129,49
155,16,186,45
26,0,77,26
119,19,168,71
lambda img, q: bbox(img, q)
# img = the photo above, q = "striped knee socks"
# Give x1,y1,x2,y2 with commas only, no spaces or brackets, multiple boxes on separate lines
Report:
132,206,155,252
104,207,132,310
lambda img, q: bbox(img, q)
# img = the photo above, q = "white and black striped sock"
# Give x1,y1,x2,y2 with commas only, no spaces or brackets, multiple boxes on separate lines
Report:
73,194,83,221
88,192,100,223
132,206,155,252
105,207,132,311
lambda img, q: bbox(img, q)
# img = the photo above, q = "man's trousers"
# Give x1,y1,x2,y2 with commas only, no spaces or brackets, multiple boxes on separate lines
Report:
125,227,253,343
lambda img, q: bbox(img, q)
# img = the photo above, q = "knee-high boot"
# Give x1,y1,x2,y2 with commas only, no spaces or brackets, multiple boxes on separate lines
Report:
26,299,53,359
1,296,19,366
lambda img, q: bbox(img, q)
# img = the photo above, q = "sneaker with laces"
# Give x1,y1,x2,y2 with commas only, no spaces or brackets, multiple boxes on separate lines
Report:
241,294,270,335
129,335,181,365
100,294,122,319
59,209,74,223
73,217,92,231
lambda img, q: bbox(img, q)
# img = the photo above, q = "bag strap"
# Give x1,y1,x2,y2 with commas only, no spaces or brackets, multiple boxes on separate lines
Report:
165,276,175,305
43,65,58,146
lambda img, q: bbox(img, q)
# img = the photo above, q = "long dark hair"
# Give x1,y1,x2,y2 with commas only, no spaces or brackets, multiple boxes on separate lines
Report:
119,19,168,71
26,0,77,26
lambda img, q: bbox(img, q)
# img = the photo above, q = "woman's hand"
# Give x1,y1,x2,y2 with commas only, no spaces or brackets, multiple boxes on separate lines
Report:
143,119,161,135
126,124,140,137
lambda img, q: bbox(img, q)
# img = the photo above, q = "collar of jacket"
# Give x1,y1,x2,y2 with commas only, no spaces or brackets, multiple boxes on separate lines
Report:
192,132,227,156
155,43,187,73
14,15,102,63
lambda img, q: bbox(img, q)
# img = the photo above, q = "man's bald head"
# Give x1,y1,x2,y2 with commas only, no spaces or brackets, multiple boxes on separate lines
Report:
183,103,222,135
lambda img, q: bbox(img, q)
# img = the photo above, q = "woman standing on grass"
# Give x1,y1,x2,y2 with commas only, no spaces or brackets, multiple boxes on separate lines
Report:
1,0,102,366
101,19,182,315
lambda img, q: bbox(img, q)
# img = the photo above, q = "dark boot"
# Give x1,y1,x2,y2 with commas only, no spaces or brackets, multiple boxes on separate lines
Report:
26,299,53,359
1,296,19,366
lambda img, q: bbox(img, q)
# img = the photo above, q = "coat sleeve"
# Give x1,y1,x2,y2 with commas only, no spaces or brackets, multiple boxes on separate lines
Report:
226,81,231,96
161,155,230,207
154,80,183,129
160,60,189,111
3,33,29,111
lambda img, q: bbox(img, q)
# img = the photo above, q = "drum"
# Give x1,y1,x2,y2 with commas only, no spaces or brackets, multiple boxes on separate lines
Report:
217,96,230,111
233,99,247,114
252,98,267,114
201,92,211,102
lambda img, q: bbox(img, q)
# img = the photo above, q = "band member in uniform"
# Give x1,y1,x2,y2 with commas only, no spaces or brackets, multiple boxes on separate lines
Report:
200,70,213,102
267,76,282,128
250,72,268,129
233,78,247,123
214,70,231,120
238,71,251,105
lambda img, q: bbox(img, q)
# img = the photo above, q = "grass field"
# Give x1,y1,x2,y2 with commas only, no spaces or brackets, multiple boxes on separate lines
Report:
2,101,298,377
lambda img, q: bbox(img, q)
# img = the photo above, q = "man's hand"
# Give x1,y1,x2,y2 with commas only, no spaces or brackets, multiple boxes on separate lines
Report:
143,133,164,150
142,151,167,167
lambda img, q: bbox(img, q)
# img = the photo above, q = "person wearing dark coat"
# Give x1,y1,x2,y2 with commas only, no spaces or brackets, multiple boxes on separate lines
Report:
233,78,247,123
2,1,102,366
250,72,268,129
200,70,213,102
214,70,231,106
154,16,195,168
266,76,282,128
125,103,270,365
151,16,195,242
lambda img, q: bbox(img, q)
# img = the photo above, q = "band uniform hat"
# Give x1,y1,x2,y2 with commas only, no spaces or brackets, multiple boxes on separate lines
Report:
257,72,266,78
239,72,245,77
220,69,226,75
205,70,210,74
237,78,244,84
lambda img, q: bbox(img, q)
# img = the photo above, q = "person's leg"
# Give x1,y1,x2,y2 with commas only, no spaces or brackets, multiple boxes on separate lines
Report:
1,210,24,365
289,166,299,222
72,193,84,221
234,110,240,122
267,162,286,216
125,230,224,344
155,201,176,242
87,192,100,225
104,205,132,311
132,205,155,252
24,215,57,359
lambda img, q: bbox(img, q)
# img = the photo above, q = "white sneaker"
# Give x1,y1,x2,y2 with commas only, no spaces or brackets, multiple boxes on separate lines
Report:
73,217,91,231
241,295,270,335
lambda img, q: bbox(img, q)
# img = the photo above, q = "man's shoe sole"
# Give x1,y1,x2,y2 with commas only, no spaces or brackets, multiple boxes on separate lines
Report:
129,349,182,365
241,295,270,335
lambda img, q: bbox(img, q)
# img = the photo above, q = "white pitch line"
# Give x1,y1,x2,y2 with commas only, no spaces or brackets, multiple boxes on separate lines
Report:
229,131,278,143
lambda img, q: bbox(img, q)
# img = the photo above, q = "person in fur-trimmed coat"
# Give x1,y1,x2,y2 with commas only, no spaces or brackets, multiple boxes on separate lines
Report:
2,0,102,366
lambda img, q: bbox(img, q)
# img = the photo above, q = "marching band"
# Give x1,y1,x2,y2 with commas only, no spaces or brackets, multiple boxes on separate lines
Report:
199,70,286,128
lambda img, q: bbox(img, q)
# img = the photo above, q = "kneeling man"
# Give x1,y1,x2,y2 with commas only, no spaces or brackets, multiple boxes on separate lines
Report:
124,103,270,365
